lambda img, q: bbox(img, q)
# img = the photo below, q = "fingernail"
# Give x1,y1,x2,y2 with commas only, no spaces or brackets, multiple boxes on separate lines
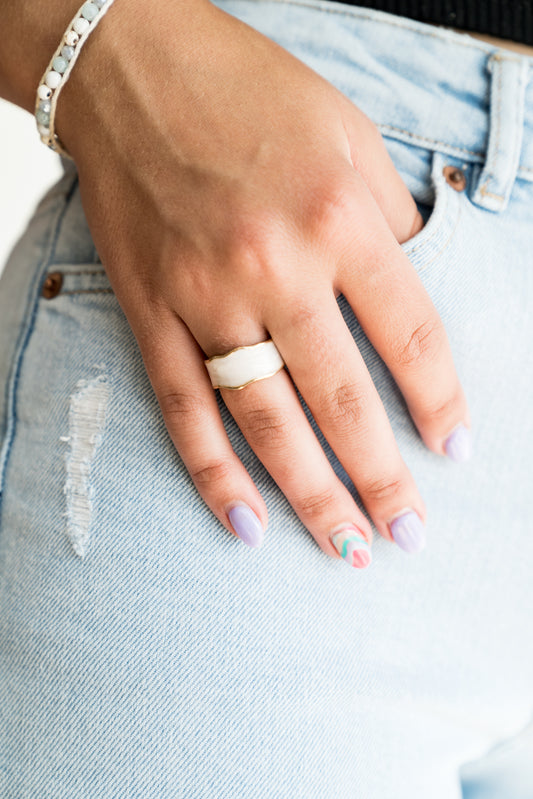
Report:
389,510,426,554
444,424,472,463
331,527,372,569
228,504,264,548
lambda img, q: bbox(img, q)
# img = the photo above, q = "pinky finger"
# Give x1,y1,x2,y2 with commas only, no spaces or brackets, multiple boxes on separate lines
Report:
137,310,268,548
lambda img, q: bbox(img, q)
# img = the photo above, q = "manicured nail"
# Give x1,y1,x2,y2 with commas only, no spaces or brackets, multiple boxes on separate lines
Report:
389,510,426,553
331,527,372,569
444,424,472,463
228,504,264,548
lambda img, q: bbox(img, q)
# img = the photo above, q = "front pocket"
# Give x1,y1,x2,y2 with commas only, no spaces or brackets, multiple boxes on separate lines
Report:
399,150,465,272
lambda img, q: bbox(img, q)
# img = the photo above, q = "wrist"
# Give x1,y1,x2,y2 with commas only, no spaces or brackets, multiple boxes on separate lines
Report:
0,0,81,111
55,0,211,162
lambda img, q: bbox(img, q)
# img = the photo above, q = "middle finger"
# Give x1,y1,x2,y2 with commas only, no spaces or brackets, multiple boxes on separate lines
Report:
267,289,427,550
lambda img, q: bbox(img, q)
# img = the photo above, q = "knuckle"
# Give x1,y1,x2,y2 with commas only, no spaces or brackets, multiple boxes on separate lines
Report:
240,406,291,449
190,458,233,487
318,382,367,430
292,487,338,519
361,475,405,504
392,318,446,369
237,206,277,244
282,298,326,343
227,209,281,278
303,178,355,242
231,221,267,266
159,391,206,421
422,391,462,423
220,211,295,297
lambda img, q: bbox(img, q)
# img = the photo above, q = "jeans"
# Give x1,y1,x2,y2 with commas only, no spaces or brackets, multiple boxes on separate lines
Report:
1,1,532,796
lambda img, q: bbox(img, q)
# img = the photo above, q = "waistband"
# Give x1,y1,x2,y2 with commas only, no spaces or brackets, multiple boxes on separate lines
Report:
212,0,533,208
338,0,533,48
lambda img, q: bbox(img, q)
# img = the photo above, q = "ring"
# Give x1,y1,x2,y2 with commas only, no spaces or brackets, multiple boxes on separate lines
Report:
204,339,285,390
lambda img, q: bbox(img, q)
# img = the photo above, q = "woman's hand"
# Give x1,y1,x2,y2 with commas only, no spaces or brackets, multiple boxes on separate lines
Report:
57,0,470,565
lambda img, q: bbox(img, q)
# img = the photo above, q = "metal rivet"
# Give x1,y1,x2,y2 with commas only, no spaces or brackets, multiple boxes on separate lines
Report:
41,271,63,299
443,166,467,192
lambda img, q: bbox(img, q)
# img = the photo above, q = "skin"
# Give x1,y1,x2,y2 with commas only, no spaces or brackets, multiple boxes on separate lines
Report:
0,0,470,560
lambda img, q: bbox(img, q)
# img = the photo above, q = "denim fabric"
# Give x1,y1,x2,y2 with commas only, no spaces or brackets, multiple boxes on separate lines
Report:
1,1,532,796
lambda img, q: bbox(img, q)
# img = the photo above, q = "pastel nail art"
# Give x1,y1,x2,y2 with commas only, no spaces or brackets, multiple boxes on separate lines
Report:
331,527,372,569
389,510,426,553
444,424,472,463
228,504,264,548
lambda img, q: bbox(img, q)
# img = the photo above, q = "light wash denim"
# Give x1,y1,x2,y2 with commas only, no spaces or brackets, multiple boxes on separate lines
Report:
1,1,532,796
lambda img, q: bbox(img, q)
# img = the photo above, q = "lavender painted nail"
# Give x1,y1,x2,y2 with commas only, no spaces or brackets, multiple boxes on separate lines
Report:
228,504,264,548
444,424,472,463
390,511,426,553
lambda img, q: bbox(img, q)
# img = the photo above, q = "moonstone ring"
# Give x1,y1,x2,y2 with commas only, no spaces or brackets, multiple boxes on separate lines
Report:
204,340,285,390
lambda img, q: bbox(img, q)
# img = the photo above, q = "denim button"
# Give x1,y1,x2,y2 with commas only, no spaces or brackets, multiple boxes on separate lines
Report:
41,271,63,299
443,165,467,191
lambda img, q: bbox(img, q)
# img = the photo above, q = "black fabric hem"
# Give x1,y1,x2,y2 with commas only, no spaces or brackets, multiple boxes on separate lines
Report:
338,1,533,46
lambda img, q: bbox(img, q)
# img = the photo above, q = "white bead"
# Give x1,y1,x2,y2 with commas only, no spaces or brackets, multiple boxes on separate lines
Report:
73,17,90,35
37,84,52,100
45,71,61,89
65,30,80,46
38,124,50,137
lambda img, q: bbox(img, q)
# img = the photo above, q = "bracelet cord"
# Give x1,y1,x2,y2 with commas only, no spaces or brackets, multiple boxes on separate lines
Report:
34,0,116,159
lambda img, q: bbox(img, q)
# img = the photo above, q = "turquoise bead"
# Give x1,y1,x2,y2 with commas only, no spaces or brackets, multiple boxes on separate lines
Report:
61,45,75,61
81,2,99,21
52,56,68,74
36,109,51,126
38,100,51,113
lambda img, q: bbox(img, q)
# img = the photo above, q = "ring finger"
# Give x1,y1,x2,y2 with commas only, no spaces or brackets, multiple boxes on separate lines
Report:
218,360,374,566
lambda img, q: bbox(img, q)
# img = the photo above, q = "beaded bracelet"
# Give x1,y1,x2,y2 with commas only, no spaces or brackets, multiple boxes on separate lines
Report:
34,0,116,159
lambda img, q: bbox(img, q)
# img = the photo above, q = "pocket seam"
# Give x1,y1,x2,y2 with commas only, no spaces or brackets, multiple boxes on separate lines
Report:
59,269,107,277
40,263,112,298
409,204,462,270
60,289,114,296
401,151,463,268
0,175,80,516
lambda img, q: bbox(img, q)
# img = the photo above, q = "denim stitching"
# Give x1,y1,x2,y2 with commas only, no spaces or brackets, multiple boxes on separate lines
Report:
512,62,528,185
48,177,80,265
404,177,455,259
479,56,527,203
254,0,497,54
409,204,462,270
0,173,80,514
477,55,504,201
488,52,524,65
478,187,504,199
378,124,483,158
57,269,107,277
60,289,114,296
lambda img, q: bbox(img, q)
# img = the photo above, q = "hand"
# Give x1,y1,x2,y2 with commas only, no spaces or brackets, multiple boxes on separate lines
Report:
58,0,469,565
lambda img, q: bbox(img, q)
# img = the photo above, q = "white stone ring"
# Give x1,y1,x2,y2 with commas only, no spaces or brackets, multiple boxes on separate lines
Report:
204,339,285,390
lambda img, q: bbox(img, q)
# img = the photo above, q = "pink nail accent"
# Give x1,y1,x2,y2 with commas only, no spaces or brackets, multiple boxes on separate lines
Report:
331,527,372,569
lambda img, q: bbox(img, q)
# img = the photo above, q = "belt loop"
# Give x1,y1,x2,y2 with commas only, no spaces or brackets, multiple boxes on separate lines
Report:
472,52,529,213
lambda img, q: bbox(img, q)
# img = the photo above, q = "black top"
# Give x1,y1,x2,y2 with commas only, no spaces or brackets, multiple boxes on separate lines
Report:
338,1,533,46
